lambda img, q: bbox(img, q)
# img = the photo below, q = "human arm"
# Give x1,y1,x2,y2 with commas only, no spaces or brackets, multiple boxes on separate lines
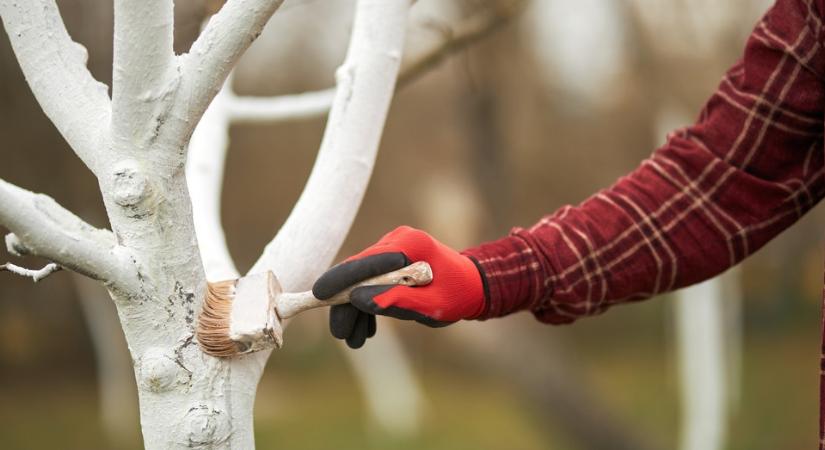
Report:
313,0,825,345
463,0,825,324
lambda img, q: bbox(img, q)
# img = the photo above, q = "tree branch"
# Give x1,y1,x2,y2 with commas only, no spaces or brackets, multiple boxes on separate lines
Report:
189,0,521,285
397,0,526,89
0,262,62,283
169,0,284,144
226,88,336,124
0,179,138,291
111,0,175,154
0,0,111,172
250,0,413,290
223,0,524,125
187,78,240,281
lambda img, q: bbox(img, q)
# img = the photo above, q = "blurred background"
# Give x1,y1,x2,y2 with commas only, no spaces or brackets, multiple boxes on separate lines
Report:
0,0,821,449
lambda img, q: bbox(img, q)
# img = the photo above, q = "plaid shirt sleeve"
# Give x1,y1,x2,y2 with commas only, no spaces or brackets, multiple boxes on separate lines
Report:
462,0,825,324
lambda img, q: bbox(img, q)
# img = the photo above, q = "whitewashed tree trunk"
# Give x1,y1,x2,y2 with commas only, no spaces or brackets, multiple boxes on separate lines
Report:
0,0,411,448
674,280,728,450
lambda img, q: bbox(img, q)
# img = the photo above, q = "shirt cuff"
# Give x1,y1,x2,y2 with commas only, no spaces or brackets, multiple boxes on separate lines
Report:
461,232,543,320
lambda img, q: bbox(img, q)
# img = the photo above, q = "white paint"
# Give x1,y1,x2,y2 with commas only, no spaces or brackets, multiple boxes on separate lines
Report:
0,179,137,291
0,262,61,282
249,0,410,286
0,1,110,172
187,77,239,282
0,0,412,447
227,88,337,123
229,271,282,351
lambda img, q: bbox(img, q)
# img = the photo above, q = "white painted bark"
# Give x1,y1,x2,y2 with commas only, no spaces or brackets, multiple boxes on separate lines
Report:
227,88,337,124
0,0,411,448
0,262,61,282
227,2,524,125
188,75,239,282
0,180,137,290
0,1,110,172
249,0,409,284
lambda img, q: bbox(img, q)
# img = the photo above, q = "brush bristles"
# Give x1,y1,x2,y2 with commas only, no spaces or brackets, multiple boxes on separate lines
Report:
197,279,243,357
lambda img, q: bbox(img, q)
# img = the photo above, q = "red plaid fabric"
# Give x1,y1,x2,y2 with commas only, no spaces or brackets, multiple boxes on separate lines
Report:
462,0,825,445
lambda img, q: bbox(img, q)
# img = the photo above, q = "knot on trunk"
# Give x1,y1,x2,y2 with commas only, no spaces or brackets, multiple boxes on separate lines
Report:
138,347,191,393
111,160,157,217
182,402,230,448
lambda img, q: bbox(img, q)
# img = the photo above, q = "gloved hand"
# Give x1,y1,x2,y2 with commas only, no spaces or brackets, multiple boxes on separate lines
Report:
312,226,487,348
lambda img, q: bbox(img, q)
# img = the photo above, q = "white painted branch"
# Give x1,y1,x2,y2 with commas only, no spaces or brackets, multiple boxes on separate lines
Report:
225,3,520,125
0,179,137,291
191,24,427,438
188,77,240,281
171,0,284,144
251,0,413,289
227,88,336,124
0,262,61,282
111,0,175,155
240,2,415,439
0,0,111,172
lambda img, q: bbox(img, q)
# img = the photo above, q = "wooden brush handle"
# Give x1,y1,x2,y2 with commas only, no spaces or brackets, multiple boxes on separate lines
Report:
276,261,433,319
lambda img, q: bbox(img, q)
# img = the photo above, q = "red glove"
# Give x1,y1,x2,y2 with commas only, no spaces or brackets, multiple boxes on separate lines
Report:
312,226,487,348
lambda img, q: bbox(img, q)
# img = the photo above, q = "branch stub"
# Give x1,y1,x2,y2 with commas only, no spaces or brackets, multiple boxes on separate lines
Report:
181,402,230,448
138,347,191,394
111,160,156,215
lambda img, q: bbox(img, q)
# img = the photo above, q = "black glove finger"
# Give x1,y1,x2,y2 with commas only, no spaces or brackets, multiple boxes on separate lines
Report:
329,303,360,339
367,314,377,338
345,311,370,349
349,285,452,328
313,252,410,300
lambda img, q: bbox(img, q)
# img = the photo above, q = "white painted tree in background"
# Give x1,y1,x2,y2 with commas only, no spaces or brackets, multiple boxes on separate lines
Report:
633,2,768,447
0,0,410,447
525,1,771,448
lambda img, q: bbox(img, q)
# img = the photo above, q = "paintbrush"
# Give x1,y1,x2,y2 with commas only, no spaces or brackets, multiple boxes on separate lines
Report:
196,261,433,357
